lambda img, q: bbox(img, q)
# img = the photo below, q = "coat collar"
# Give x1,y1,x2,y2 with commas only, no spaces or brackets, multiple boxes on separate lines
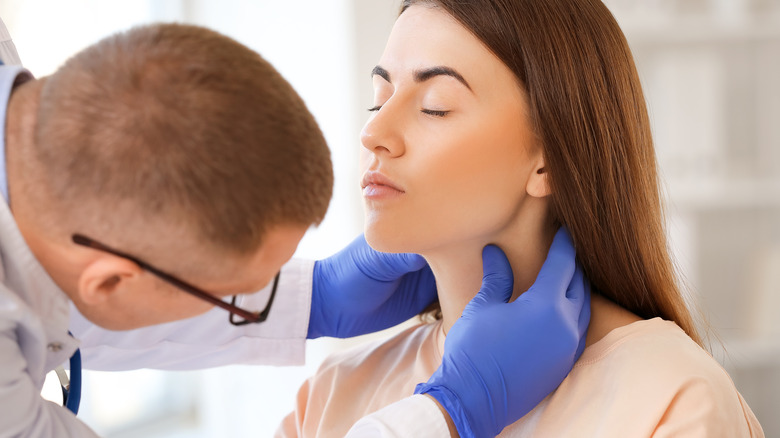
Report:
0,65,78,372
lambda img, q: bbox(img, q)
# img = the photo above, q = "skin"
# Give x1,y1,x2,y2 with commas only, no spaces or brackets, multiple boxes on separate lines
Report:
5,77,309,331
362,5,640,343
361,5,553,333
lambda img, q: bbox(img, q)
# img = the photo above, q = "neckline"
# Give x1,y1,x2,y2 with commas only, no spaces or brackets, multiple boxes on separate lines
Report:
575,317,675,367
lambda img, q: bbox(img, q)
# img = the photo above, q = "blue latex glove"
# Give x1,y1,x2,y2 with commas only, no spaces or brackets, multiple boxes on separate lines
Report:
308,234,437,339
415,228,591,438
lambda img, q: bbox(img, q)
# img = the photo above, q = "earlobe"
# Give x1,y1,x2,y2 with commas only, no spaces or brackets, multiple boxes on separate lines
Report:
77,257,142,306
527,157,551,198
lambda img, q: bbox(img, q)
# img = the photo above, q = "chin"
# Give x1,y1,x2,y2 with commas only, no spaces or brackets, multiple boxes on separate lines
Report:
364,229,401,253
364,225,417,254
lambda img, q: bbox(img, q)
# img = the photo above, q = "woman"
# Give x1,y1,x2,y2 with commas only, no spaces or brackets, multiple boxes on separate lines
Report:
278,0,763,436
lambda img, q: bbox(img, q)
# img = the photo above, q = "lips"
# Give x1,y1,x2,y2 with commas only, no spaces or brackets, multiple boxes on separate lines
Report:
361,171,405,193
361,171,405,200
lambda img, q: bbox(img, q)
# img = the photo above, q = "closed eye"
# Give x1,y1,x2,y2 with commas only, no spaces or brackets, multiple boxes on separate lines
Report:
367,106,450,117
421,109,450,117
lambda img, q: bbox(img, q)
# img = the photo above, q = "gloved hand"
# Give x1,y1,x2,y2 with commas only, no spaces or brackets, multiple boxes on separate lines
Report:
308,234,437,339
415,228,591,438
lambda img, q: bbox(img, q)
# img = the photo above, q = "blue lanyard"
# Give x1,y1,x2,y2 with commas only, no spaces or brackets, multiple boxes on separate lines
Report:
59,332,82,415
63,347,82,415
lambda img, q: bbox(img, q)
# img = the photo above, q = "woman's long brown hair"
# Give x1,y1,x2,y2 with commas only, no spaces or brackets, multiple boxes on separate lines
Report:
403,0,702,346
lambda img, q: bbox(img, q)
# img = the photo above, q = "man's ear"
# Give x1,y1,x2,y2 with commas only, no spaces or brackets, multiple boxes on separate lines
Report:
77,256,143,305
526,154,551,198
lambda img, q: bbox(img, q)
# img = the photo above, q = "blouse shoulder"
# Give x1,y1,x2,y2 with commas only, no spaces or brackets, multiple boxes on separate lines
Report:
544,318,765,438
315,321,438,374
276,322,442,438
579,319,713,372
574,318,744,403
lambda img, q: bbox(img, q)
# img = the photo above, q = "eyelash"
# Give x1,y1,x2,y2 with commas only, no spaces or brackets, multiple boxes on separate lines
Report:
421,109,449,117
366,106,450,117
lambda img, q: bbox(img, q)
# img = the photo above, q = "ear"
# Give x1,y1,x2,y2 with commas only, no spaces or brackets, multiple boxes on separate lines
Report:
77,256,143,306
526,153,551,198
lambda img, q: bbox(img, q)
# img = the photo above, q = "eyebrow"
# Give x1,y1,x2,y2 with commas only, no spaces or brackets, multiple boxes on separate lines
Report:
371,65,473,92
371,65,391,82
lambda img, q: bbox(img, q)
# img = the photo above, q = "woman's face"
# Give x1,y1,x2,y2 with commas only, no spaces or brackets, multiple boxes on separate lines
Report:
360,5,544,254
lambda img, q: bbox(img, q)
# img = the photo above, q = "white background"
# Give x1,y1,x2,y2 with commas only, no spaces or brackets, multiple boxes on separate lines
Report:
2,0,779,436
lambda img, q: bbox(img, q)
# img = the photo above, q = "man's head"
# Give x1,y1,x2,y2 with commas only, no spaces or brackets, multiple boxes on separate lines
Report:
7,23,333,329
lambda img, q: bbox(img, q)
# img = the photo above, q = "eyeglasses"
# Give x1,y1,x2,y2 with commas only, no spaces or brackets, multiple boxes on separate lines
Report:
71,234,278,326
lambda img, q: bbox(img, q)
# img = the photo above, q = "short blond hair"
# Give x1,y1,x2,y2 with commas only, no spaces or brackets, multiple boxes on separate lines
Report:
30,23,332,255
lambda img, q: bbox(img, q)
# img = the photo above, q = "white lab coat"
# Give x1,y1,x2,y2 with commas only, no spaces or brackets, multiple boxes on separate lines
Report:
0,23,449,436
0,17,21,66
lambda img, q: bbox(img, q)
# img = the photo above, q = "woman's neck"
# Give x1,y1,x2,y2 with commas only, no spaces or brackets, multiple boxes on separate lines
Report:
423,215,555,334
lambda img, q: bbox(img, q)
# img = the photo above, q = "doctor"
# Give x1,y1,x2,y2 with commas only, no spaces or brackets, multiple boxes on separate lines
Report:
0,19,589,438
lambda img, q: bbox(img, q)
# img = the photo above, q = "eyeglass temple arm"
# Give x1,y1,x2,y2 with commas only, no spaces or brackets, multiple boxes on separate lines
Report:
72,234,262,322
229,272,279,326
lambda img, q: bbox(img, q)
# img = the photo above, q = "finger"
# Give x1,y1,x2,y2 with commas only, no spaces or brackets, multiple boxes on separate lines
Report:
353,234,428,281
577,275,592,337
521,226,577,301
396,265,438,310
574,276,592,360
369,252,428,281
565,264,585,302
387,252,429,272
473,244,514,306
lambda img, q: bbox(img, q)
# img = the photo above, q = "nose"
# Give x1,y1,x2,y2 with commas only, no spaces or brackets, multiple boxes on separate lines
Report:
360,102,405,158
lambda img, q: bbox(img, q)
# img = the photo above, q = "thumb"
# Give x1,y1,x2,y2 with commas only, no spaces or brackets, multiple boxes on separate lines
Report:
521,226,576,301
376,251,429,275
473,245,514,307
350,234,428,281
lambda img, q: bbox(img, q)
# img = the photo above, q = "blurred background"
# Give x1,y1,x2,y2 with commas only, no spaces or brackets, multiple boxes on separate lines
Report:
1,0,778,436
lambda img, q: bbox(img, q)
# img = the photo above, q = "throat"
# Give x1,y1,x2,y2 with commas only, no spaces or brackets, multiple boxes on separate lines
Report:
424,236,551,334
431,255,485,334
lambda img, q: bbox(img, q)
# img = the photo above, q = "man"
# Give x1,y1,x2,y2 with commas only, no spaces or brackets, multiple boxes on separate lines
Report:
0,21,588,437
0,16,20,66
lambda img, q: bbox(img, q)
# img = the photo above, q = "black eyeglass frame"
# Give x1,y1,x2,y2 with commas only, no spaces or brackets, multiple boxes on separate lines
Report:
71,234,278,326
